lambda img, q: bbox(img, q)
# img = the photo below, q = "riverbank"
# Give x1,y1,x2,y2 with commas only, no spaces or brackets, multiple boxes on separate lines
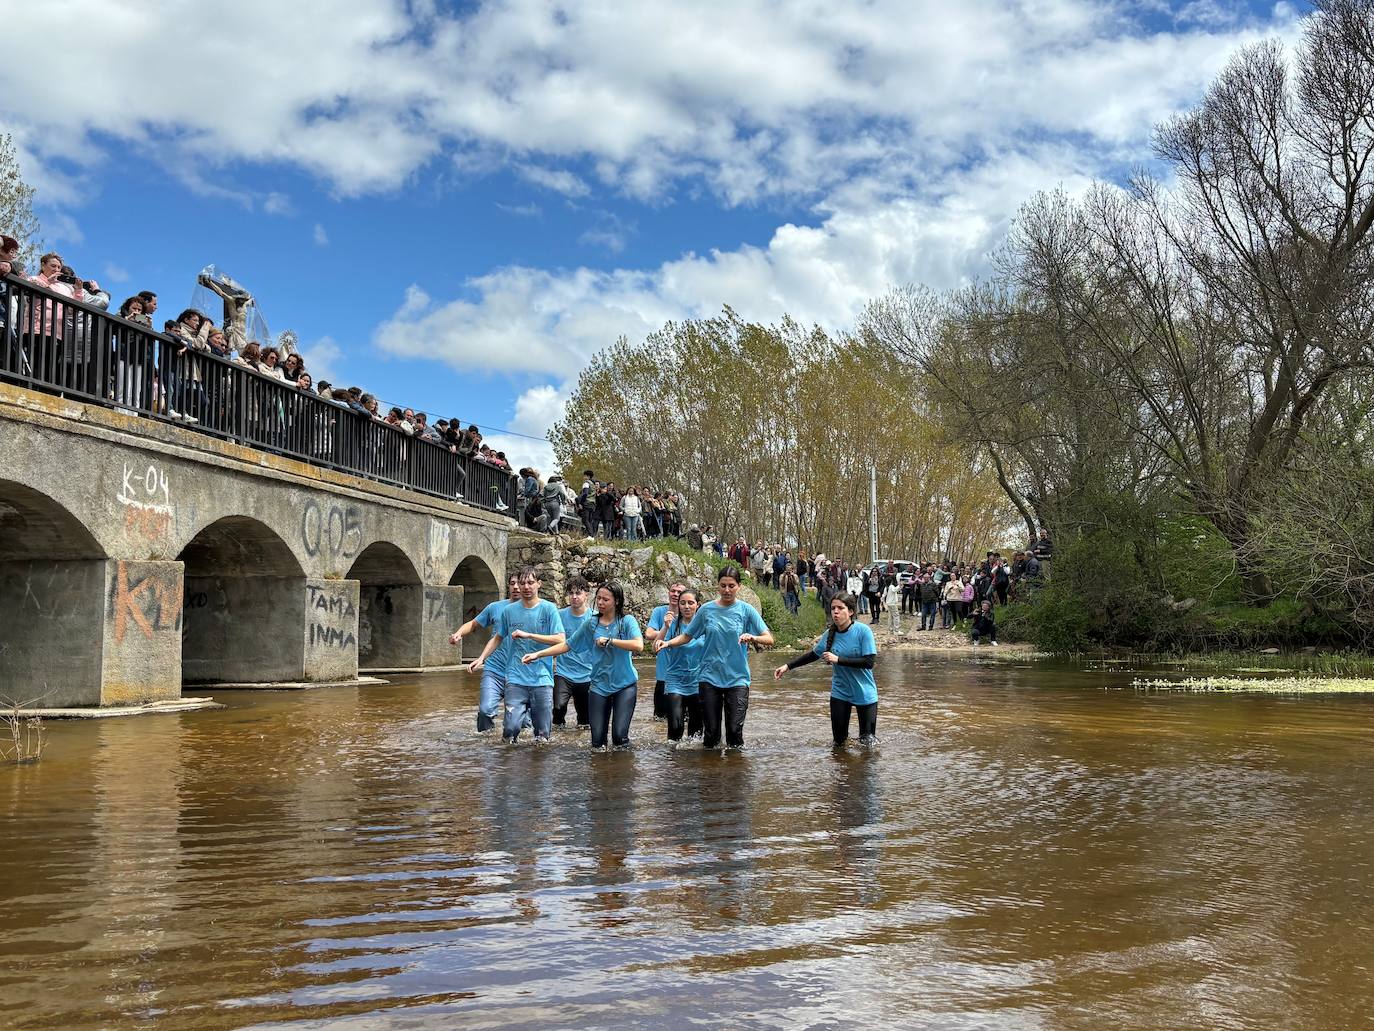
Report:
866,620,1038,657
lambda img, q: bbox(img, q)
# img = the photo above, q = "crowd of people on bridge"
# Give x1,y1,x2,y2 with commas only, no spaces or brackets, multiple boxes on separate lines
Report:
0,242,520,496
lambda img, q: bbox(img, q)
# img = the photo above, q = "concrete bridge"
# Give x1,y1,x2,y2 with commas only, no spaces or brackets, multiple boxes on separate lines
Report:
0,384,513,707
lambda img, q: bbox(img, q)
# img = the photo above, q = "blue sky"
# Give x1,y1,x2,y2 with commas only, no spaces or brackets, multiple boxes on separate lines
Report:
2,0,1301,469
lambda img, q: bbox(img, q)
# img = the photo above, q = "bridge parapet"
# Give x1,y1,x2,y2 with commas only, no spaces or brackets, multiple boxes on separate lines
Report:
0,385,512,706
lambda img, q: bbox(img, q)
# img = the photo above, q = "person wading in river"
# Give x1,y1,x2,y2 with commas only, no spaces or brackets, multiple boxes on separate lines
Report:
659,588,705,746
643,581,685,722
551,575,595,729
450,574,521,734
525,582,643,749
774,593,878,747
657,566,773,750
472,566,565,743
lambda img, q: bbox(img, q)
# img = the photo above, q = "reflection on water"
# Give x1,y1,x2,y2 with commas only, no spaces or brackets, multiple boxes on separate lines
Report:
2,654,1373,1029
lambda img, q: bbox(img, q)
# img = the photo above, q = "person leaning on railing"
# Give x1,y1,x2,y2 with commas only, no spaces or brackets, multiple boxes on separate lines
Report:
25,253,101,386
1,235,21,369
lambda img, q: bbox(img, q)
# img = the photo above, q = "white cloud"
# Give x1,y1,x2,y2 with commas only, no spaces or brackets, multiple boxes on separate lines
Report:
313,223,329,246
102,261,130,284
496,202,543,217
262,192,294,216
375,145,1097,379
0,1,1302,204
298,335,344,385
517,165,591,198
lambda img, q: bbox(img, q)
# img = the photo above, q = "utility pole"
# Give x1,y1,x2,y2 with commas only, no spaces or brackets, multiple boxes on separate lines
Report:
869,463,878,565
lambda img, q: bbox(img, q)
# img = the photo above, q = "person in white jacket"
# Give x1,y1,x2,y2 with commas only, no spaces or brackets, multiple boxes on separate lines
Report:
883,580,903,634
620,487,643,541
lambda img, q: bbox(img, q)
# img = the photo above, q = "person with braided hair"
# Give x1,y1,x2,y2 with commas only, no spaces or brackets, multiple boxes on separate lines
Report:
774,593,878,747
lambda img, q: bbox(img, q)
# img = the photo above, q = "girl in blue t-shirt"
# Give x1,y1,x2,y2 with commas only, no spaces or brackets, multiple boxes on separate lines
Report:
525,582,643,749
659,588,705,745
774,593,878,746
657,566,773,749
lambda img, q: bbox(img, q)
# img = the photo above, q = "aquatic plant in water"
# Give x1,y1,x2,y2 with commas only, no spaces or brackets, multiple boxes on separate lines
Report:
1130,676,1374,695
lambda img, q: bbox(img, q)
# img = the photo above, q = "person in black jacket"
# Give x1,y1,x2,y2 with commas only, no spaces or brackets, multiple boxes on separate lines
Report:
970,600,998,646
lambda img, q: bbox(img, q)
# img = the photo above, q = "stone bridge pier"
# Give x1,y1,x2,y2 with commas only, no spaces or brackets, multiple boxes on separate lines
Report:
0,387,511,706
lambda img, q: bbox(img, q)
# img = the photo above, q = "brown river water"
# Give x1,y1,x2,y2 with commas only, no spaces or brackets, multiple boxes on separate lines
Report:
2,652,1372,1030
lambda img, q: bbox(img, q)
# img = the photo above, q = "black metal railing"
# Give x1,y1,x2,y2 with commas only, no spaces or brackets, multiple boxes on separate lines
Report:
0,275,520,515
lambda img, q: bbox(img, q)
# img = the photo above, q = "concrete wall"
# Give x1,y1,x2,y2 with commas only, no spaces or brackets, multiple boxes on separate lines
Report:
101,559,183,704
182,575,305,683
303,578,360,682
0,386,511,702
0,559,106,707
420,585,465,667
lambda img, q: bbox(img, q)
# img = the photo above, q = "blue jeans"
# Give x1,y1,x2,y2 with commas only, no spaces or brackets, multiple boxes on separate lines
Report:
477,668,507,732
504,680,553,741
588,684,637,748
624,514,642,541
798,573,808,593
784,590,800,614
920,600,937,629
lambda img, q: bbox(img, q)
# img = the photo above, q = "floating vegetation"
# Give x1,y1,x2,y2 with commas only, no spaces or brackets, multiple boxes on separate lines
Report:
1131,675,1374,695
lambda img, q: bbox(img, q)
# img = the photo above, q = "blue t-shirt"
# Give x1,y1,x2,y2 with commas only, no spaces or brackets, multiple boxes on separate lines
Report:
648,604,670,680
661,612,704,696
473,599,515,678
555,606,595,682
814,621,878,704
569,615,643,696
498,600,564,687
682,600,768,688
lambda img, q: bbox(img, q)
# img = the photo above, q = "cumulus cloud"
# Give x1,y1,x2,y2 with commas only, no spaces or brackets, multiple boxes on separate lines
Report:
376,145,1097,379
0,0,1301,204
517,165,592,198
298,335,345,385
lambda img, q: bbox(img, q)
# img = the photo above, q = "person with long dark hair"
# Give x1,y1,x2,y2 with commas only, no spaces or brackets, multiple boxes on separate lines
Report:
774,593,878,747
660,588,705,745
525,581,643,749
657,565,773,749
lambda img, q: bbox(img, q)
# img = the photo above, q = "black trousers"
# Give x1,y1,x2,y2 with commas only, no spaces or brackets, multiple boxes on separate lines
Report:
866,592,882,623
653,679,667,718
553,675,590,726
699,682,749,748
830,698,878,745
665,692,703,741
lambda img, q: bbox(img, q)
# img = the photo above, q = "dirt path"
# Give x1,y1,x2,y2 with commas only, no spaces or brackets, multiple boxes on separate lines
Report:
858,616,1038,656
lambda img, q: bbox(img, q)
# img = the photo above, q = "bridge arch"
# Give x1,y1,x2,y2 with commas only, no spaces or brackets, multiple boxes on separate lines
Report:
178,516,308,684
348,542,424,670
449,555,504,660
0,481,109,706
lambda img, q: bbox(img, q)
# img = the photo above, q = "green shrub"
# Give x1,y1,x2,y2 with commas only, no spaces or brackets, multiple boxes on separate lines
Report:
1156,516,1241,605
1006,530,1167,651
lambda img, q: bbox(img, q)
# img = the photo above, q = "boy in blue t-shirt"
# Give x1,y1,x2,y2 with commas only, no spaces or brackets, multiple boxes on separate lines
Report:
553,575,595,728
470,567,565,742
449,573,519,733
